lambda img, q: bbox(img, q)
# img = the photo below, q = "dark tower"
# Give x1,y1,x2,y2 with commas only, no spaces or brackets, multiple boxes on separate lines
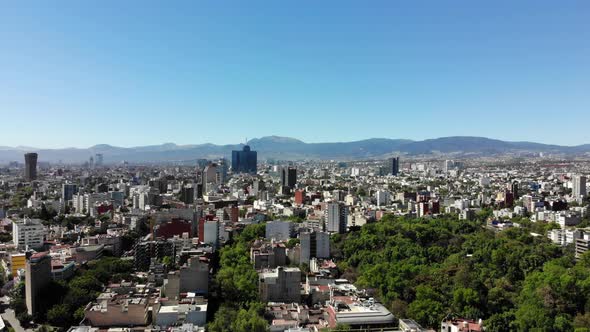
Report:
281,167,297,189
511,181,519,199
385,157,399,176
231,145,257,174
24,153,38,181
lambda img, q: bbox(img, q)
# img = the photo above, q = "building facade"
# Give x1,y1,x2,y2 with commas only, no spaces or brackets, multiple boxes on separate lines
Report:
325,203,348,234
24,152,38,181
13,218,46,250
259,267,301,303
573,175,587,199
231,145,257,174
25,252,52,315
281,167,297,189
300,230,330,264
384,157,400,176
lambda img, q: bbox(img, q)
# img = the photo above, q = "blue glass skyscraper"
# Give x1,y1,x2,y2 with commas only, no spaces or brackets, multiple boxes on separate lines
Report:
232,145,257,174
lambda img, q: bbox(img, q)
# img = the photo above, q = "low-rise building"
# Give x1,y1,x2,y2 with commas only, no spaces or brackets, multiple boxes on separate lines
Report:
250,241,287,269
154,296,207,328
441,317,484,332
84,292,150,327
259,267,301,303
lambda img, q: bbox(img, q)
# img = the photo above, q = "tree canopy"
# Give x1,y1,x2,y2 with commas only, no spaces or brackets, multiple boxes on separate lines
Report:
331,214,587,330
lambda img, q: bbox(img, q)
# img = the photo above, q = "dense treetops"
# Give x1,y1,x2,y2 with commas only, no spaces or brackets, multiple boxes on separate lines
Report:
9,257,135,328
208,223,268,332
332,214,590,331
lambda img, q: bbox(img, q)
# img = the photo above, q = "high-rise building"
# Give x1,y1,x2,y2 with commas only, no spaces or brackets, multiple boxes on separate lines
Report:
384,157,400,176
180,185,195,204
295,190,306,205
25,252,52,315
195,183,203,199
504,190,514,208
511,181,519,199
24,153,38,181
281,167,297,189
326,202,348,234
231,145,257,174
217,158,228,184
265,220,295,241
62,183,78,201
203,164,218,184
12,218,46,251
443,160,454,173
95,153,104,166
300,230,330,264
198,218,220,248
573,175,587,199
134,240,176,271
375,190,391,207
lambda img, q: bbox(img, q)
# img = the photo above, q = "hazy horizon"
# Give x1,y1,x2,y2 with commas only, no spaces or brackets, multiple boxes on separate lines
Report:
2,135,590,151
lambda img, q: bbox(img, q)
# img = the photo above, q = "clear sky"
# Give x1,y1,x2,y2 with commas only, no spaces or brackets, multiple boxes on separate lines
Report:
1,1,589,148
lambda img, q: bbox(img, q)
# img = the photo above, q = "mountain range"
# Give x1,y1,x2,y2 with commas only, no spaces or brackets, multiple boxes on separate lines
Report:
1,136,589,163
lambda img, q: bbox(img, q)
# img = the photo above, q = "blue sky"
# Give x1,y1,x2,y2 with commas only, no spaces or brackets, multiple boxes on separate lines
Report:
1,1,589,148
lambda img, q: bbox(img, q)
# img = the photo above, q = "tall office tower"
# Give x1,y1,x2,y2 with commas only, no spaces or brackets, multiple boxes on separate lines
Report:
180,185,195,204
573,175,587,199
443,160,454,173
300,230,330,264
281,167,297,189
511,181,519,199
216,158,228,184
203,164,218,184
95,153,104,166
62,183,78,201
25,252,52,315
385,157,400,176
89,156,95,169
195,183,204,199
231,145,257,174
197,158,209,169
325,202,349,234
24,153,38,181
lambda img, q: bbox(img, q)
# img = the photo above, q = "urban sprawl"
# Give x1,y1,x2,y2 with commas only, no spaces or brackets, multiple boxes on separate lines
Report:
0,146,589,332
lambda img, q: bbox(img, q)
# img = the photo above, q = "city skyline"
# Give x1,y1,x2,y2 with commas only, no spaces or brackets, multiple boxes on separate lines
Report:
2,1,590,147
2,2,590,331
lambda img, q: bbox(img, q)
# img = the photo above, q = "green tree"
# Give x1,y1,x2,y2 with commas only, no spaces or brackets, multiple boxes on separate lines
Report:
232,305,269,332
207,306,237,332
46,304,71,327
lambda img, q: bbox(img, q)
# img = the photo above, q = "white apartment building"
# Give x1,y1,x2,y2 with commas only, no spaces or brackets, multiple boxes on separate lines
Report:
12,218,46,250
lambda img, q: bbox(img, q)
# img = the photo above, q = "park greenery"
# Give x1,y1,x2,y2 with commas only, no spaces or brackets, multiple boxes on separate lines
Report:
331,214,590,331
9,257,134,329
208,223,269,332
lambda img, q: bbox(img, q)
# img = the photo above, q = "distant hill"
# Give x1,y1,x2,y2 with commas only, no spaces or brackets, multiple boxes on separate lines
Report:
1,136,588,163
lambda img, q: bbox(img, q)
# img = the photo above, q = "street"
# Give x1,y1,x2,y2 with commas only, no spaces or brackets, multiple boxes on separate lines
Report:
0,296,34,332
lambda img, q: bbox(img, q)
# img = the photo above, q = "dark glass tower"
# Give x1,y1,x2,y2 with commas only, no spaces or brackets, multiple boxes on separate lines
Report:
385,157,399,176
281,167,297,189
232,145,257,174
24,153,38,181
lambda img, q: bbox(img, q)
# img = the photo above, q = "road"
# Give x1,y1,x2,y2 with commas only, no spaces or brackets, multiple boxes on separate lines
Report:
2,308,26,332
0,296,34,332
